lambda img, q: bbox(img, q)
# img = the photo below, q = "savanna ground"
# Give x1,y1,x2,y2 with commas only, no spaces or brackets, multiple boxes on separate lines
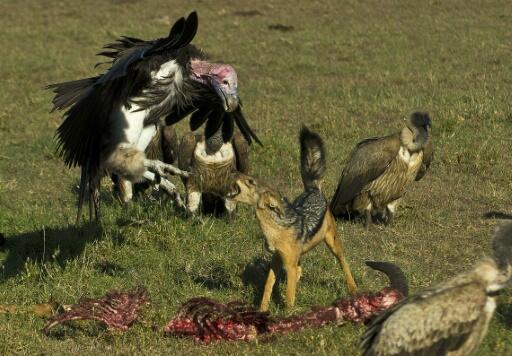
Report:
1,0,512,354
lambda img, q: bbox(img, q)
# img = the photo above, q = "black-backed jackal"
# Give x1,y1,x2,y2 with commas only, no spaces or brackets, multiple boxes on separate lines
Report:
227,126,357,311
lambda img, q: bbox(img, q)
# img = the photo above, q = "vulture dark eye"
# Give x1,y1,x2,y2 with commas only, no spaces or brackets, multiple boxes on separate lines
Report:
223,80,229,85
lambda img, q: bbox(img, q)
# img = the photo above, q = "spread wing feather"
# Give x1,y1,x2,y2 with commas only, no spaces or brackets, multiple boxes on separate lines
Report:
361,282,487,356
330,133,400,214
50,11,199,170
47,76,99,112
204,110,224,139
163,98,261,146
189,106,212,131
48,12,199,223
232,106,261,145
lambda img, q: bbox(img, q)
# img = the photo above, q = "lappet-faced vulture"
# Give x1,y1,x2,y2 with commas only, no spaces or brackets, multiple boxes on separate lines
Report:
47,12,260,223
360,222,512,356
330,112,433,228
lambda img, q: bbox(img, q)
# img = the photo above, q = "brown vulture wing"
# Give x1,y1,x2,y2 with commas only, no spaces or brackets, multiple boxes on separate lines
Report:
415,135,433,181
231,131,250,174
361,282,487,356
330,133,400,215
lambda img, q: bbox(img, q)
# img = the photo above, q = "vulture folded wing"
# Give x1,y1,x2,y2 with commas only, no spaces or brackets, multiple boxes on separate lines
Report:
415,135,433,181
160,125,179,164
178,132,200,173
165,98,261,146
361,282,487,356
232,131,250,174
330,134,400,213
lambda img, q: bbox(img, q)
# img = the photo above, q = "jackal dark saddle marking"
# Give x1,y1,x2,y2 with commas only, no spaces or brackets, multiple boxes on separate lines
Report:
285,188,327,242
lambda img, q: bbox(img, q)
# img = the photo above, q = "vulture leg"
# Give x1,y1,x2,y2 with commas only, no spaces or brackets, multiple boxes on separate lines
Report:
115,178,133,204
224,198,237,223
364,207,373,230
142,171,186,210
89,174,101,222
385,199,401,226
186,190,202,215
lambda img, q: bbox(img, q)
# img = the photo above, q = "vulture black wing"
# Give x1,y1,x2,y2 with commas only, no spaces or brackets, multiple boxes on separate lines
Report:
49,11,199,170
48,12,199,223
164,100,262,146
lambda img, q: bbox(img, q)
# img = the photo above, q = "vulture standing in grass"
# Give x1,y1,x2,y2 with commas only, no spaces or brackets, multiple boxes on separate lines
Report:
360,222,512,356
330,112,433,228
177,130,250,219
47,11,260,223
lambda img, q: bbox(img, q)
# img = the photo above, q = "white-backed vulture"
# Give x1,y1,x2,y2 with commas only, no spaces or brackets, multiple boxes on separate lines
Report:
330,112,433,227
360,222,512,356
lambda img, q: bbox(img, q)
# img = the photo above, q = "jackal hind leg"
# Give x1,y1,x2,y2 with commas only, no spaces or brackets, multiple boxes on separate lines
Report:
324,213,357,294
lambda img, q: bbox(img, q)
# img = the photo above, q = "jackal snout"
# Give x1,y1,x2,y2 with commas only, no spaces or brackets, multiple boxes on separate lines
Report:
226,173,261,205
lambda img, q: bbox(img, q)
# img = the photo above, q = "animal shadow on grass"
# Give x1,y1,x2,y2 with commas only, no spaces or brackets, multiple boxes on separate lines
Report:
497,303,512,329
241,256,284,307
0,223,102,280
193,265,234,290
483,211,512,220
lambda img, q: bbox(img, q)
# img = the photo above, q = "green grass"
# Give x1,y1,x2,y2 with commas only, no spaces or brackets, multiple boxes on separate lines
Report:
1,0,512,354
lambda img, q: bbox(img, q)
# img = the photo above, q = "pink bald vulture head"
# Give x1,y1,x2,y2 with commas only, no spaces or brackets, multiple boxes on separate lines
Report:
190,61,239,112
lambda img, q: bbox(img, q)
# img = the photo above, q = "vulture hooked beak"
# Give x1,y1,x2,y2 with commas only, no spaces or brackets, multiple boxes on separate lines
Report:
212,80,239,112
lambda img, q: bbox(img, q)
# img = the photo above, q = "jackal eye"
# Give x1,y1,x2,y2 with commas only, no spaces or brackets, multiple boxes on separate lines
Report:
247,178,255,186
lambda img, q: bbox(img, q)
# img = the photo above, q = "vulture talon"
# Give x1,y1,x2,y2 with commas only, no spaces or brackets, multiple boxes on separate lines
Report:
144,159,190,178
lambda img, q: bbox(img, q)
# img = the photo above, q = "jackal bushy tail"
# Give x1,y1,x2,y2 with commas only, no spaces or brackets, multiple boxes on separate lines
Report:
300,126,326,190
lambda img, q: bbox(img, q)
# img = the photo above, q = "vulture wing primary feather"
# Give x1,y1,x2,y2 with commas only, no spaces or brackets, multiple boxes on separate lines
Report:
47,11,260,222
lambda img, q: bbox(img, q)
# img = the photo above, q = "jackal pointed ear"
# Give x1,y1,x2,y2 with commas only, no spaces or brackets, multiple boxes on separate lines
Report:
260,194,285,218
